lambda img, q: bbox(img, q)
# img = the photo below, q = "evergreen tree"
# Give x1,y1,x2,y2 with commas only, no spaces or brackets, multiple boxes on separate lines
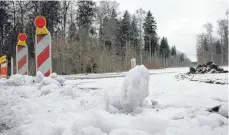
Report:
159,37,170,59
143,11,157,55
171,45,177,56
119,10,131,48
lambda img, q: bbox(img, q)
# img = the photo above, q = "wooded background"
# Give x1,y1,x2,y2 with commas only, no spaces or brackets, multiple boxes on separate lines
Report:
1,1,193,75
196,10,228,66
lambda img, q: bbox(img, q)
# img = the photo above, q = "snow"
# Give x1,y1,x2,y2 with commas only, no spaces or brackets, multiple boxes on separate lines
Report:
33,71,45,83
120,65,149,112
0,67,228,135
50,72,66,84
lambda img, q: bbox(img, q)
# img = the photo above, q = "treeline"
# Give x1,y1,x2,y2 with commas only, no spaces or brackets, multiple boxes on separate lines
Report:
0,1,191,75
196,10,228,66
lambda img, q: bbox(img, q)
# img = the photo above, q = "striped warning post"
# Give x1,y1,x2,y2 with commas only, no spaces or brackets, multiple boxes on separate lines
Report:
35,33,52,77
16,46,28,75
1,61,8,78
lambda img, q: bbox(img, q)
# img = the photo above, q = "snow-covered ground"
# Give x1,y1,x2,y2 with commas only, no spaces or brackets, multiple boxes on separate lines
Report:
0,67,228,135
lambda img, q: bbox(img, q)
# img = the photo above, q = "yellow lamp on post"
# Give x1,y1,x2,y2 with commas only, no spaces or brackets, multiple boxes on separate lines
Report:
0,55,6,64
34,16,49,35
17,33,27,47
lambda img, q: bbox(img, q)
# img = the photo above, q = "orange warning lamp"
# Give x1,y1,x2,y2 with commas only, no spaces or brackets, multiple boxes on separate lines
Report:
34,16,49,35
17,33,27,47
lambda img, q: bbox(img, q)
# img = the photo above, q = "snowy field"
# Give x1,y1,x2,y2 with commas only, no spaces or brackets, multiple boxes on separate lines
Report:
0,67,228,135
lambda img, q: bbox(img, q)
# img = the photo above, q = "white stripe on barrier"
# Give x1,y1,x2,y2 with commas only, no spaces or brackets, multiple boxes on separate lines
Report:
17,47,27,61
37,57,51,74
18,63,27,75
37,34,51,55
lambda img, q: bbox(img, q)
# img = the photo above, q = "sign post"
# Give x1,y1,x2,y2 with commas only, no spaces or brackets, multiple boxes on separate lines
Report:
0,55,7,78
11,56,13,75
34,16,52,77
16,33,28,75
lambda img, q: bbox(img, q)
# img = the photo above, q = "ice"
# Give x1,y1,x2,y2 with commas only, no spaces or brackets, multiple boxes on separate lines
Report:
34,71,45,83
50,72,66,84
120,65,149,112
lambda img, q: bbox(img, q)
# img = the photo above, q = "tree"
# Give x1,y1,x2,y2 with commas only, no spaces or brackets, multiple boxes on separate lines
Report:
0,1,11,55
130,15,139,56
40,1,61,35
171,45,177,56
143,10,158,60
136,8,146,64
119,10,131,49
203,22,213,61
159,37,170,67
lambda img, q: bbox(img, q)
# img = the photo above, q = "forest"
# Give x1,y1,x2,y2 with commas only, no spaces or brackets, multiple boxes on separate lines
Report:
0,1,191,75
196,10,228,66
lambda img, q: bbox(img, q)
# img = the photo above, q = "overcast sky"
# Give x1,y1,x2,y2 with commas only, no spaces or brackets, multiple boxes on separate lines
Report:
114,0,228,61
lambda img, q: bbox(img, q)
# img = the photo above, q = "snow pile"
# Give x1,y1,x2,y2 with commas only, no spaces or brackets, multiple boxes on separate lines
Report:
120,65,149,112
8,74,33,86
50,72,66,84
109,128,151,135
33,71,45,83
38,77,61,96
218,103,228,118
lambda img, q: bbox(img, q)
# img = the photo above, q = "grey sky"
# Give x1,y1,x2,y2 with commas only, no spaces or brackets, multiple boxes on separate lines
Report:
114,0,228,61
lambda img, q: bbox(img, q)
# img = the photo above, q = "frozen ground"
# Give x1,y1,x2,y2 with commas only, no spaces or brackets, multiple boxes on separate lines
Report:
0,67,228,135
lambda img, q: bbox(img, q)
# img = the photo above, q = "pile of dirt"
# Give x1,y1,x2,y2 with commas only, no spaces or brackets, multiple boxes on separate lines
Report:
188,61,228,74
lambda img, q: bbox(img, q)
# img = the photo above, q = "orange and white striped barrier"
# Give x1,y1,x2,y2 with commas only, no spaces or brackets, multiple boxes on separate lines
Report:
16,33,28,75
0,55,7,78
34,16,52,77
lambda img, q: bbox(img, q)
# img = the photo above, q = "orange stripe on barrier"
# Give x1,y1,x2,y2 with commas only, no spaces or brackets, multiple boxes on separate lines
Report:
18,55,27,70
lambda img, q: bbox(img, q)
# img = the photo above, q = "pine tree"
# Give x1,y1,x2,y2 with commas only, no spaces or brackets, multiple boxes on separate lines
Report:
143,11,157,55
119,10,131,48
171,45,177,56
67,22,77,43
159,37,170,58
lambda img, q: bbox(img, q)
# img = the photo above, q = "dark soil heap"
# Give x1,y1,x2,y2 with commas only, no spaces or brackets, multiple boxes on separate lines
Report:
188,61,228,74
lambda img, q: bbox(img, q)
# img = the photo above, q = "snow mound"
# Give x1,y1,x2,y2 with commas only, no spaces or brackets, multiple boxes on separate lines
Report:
50,72,66,84
219,103,228,118
77,126,108,135
8,74,33,86
109,128,151,135
38,77,61,95
34,71,45,83
120,65,149,112
60,85,81,98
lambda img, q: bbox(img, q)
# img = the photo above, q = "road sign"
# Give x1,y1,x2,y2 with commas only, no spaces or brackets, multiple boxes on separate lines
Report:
34,16,52,77
0,55,6,64
16,46,28,75
17,33,27,47
1,60,7,78
16,33,28,75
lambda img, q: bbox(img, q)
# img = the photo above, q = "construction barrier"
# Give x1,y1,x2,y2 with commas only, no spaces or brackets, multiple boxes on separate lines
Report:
0,55,7,78
34,16,52,77
16,33,28,75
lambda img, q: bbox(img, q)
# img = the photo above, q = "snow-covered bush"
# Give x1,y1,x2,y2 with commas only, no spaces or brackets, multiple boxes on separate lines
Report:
33,71,45,83
60,85,81,98
120,65,149,112
50,72,66,84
